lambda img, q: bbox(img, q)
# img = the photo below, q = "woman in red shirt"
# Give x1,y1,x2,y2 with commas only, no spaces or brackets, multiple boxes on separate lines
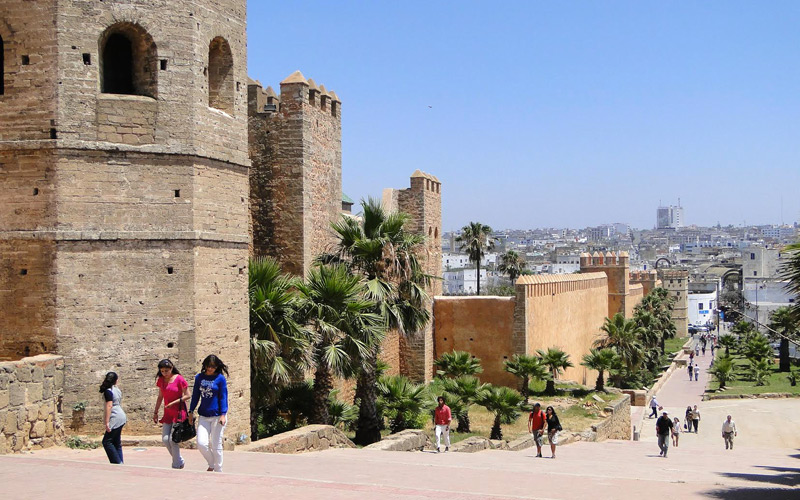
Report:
153,359,191,469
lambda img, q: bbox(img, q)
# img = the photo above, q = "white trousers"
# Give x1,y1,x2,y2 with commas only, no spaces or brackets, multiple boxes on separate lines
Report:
161,423,184,468
435,424,450,450
196,415,225,472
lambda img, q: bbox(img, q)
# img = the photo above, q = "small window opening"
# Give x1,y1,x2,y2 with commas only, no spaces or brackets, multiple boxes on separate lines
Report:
160,59,167,70
174,189,180,198
102,33,134,94
167,342,174,348
33,188,39,196
331,101,338,117
49,128,57,139
167,266,174,274
208,37,234,113
21,55,30,65
83,53,91,65
20,269,28,275
100,23,158,97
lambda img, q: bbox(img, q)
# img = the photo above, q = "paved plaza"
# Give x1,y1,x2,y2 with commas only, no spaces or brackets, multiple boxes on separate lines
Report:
2,338,798,499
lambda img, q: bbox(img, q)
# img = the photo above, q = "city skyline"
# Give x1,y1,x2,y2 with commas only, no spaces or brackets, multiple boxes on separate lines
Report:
247,2,800,231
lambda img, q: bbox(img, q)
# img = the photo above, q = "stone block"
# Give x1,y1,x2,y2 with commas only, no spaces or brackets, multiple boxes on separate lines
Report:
27,404,40,423
0,390,8,410
38,402,52,420
31,421,46,438
15,366,32,383
3,410,16,433
0,373,10,390
43,362,56,378
43,379,53,399
451,436,492,453
54,370,64,390
0,434,7,454
32,367,44,383
9,384,26,407
27,383,43,404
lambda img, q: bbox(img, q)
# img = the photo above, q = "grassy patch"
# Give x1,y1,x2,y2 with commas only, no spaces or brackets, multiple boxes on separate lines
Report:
706,357,800,396
664,336,690,355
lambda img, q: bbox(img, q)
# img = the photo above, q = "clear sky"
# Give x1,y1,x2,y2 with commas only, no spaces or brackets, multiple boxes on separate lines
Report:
247,1,800,231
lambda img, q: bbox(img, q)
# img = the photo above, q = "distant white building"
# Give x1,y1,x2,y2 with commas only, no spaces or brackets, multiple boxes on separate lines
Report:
742,246,795,328
549,255,581,274
688,291,717,327
657,205,685,229
443,268,489,295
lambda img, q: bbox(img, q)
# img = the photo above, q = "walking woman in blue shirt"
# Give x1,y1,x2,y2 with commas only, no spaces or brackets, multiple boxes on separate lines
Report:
189,355,229,472
99,372,126,464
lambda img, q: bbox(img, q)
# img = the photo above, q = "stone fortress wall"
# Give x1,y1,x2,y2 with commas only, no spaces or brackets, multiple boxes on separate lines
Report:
248,71,342,276
1,0,251,440
659,269,690,337
0,355,64,454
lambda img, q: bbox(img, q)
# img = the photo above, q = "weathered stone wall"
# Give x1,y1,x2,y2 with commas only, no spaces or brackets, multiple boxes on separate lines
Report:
660,269,689,336
0,2,58,142
591,394,631,441
630,270,661,297
515,273,609,385
248,73,342,276
0,1,251,437
0,355,64,454
384,171,442,383
433,296,517,387
627,283,644,317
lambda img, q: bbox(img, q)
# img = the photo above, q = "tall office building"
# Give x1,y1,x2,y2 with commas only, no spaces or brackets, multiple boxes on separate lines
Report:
657,204,685,229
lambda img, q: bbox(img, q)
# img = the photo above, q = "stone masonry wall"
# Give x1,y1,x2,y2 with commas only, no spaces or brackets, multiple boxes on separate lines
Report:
660,269,689,337
248,73,341,276
580,251,631,319
516,273,609,385
0,355,64,454
591,394,631,441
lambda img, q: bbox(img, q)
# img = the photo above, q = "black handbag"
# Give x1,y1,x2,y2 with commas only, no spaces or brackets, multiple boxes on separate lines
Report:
171,401,196,443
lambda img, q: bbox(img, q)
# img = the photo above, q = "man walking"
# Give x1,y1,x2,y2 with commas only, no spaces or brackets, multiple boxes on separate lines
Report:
656,411,673,458
433,396,452,453
694,364,700,382
722,415,737,450
687,362,694,381
692,405,701,433
649,395,660,419
528,402,546,458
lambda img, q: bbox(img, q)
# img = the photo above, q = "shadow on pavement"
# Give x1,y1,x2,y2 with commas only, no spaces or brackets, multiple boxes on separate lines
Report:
701,487,798,499
717,466,800,488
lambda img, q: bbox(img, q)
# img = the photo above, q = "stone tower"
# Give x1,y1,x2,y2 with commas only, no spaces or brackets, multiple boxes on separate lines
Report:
383,171,442,382
659,269,690,337
580,251,631,318
630,270,661,296
0,1,251,436
248,71,342,276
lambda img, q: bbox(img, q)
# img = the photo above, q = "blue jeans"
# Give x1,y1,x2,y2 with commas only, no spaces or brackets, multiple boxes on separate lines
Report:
102,425,124,464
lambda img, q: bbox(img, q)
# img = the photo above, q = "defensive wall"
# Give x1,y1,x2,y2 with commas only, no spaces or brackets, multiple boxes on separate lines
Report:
248,72,342,276
433,273,608,387
382,171,442,383
0,355,64,454
1,1,251,438
659,269,690,336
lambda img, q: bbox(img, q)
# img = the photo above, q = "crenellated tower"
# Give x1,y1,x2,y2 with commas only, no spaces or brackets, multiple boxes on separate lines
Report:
658,269,690,337
382,171,442,382
248,71,342,276
580,251,631,318
0,0,251,437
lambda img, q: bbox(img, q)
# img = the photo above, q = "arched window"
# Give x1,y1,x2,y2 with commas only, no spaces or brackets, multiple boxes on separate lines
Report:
208,37,234,113
1,35,5,95
99,23,157,97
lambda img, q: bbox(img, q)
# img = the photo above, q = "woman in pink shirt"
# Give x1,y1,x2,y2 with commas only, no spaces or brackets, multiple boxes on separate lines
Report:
153,359,191,469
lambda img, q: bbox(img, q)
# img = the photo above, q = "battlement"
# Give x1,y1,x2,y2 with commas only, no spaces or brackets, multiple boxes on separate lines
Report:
630,270,658,282
516,272,608,297
410,169,441,194
247,71,341,118
579,251,629,267
659,269,689,279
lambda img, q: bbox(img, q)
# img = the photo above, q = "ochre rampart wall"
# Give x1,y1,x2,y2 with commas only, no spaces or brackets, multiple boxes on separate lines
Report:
515,273,609,385
433,297,517,387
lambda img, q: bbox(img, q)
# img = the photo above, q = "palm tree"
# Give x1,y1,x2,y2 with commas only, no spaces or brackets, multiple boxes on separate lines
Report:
708,355,736,389
743,334,773,363
581,348,620,392
779,241,800,322
435,350,483,378
498,250,527,283
328,390,358,430
296,264,385,425
476,385,524,440
326,198,431,445
768,307,797,372
249,257,313,431
503,354,548,404
377,375,429,433
749,358,772,386
595,313,644,372
438,375,486,433
718,334,737,356
536,347,574,395
456,221,496,295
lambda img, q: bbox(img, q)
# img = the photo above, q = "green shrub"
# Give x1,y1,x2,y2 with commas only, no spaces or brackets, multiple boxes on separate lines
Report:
65,436,98,450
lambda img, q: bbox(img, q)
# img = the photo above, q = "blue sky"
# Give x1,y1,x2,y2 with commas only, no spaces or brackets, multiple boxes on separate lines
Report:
247,1,800,231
